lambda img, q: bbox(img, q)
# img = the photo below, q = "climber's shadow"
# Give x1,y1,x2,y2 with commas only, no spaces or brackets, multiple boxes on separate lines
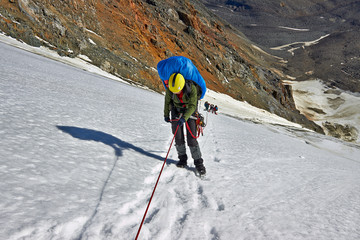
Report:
56,125,177,165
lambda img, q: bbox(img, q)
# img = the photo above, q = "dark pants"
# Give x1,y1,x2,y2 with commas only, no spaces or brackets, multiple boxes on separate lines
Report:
171,108,198,147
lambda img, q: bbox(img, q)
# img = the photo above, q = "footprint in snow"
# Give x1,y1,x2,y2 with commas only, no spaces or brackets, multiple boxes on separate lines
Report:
217,203,225,211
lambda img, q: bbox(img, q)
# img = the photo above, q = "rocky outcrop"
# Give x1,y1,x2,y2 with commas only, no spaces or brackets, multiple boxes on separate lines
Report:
323,121,358,143
0,0,323,133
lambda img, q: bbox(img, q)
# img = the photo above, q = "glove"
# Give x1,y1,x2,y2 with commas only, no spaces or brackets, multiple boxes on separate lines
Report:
164,116,170,123
177,117,186,127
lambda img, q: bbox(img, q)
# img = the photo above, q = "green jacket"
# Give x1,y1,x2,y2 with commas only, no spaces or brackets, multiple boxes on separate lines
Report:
164,83,198,121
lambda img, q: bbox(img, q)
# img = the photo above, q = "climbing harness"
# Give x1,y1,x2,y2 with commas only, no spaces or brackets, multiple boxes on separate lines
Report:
188,112,206,138
170,112,206,139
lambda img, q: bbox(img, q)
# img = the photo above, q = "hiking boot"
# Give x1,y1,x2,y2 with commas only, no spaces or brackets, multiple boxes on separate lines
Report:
194,158,206,175
176,154,188,168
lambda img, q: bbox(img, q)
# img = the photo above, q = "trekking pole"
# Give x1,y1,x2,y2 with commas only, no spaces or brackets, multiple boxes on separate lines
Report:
135,124,180,240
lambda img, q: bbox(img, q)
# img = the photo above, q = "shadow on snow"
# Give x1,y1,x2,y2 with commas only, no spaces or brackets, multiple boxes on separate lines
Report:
56,125,179,239
56,125,177,165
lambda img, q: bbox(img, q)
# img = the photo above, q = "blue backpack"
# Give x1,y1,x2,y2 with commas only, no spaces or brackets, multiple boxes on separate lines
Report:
157,56,207,99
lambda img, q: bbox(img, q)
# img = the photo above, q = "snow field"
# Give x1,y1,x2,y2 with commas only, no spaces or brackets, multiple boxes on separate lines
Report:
287,79,360,143
1,40,360,240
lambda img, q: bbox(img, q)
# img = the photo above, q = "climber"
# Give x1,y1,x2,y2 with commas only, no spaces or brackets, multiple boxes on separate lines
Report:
163,73,206,175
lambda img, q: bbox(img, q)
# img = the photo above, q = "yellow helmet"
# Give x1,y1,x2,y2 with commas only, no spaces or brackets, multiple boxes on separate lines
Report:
168,73,185,93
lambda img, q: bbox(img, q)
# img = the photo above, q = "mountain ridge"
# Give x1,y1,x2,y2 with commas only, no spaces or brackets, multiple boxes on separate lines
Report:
201,0,360,93
0,0,322,133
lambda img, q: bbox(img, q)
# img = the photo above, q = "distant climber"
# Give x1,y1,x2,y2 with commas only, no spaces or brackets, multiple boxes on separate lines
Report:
209,104,214,113
204,101,210,111
212,105,218,115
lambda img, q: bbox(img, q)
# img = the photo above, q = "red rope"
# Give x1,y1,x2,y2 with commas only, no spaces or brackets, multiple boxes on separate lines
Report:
185,122,201,139
135,125,179,240
170,118,201,139
171,117,201,139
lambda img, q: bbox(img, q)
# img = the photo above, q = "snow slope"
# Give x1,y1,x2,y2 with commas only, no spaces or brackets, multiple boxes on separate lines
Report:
1,41,360,240
0,32,302,129
287,79,360,144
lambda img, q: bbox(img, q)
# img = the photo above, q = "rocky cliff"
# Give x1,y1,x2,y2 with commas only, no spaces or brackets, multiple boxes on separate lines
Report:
0,0,323,133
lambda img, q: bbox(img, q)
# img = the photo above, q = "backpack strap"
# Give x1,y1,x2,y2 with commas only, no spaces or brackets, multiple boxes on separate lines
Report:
184,80,202,100
183,80,192,98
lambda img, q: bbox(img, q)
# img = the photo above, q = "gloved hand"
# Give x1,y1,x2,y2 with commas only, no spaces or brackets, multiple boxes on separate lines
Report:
164,116,170,123
177,117,186,127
